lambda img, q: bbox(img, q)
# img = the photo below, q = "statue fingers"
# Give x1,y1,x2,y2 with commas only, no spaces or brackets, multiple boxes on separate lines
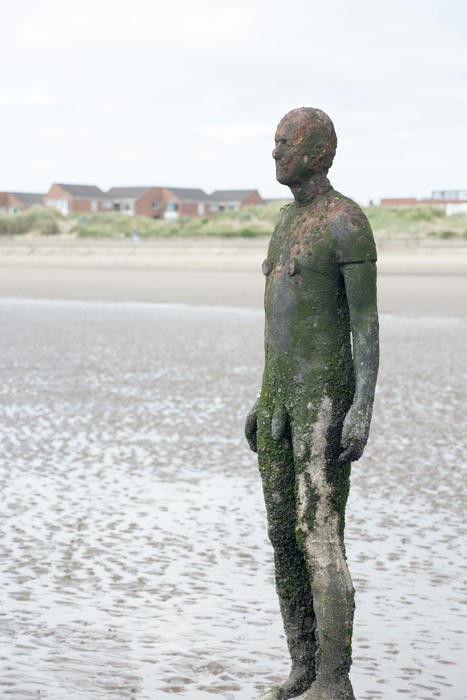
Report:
338,442,363,464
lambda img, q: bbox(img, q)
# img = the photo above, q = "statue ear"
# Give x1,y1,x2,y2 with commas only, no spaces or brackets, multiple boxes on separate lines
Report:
315,146,328,171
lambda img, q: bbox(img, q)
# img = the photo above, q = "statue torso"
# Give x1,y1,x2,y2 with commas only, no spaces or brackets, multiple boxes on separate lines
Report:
262,190,376,403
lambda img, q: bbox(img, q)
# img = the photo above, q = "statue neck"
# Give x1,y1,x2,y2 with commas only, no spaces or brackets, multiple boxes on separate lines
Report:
290,173,332,206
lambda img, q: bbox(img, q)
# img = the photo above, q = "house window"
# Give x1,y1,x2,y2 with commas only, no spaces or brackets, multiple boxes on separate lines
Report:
209,204,218,212
165,201,178,212
102,200,112,210
152,201,161,210
197,203,204,215
91,199,98,212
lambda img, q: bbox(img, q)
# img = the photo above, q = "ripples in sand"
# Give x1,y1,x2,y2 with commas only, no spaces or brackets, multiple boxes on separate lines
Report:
0,300,466,699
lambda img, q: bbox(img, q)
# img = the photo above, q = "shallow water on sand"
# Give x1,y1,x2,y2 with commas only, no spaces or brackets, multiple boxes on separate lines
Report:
0,299,466,700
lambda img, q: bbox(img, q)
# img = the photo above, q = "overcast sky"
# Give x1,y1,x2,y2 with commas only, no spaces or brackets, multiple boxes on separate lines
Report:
1,0,466,203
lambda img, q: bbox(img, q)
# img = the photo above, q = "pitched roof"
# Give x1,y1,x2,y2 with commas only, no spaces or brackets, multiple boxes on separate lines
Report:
210,189,258,201
165,187,211,202
105,186,211,202
56,184,105,199
105,186,152,198
9,192,45,206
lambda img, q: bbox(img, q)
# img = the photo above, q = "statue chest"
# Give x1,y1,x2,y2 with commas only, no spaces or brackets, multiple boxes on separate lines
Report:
263,214,339,299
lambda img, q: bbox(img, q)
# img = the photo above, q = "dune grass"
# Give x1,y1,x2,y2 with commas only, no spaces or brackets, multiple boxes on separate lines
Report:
1,201,467,240
0,206,65,235
363,205,467,238
70,201,284,238
72,203,467,239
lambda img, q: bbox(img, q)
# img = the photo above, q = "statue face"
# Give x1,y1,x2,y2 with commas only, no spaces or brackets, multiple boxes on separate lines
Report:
273,108,336,186
273,115,311,186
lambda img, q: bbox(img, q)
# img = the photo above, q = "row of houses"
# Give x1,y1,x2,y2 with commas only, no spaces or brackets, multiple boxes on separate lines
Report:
381,190,467,215
0,184,265,220
0,192,45,213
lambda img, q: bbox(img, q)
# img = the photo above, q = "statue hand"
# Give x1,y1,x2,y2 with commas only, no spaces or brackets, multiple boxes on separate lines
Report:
245,398,259,453
338,404,370,464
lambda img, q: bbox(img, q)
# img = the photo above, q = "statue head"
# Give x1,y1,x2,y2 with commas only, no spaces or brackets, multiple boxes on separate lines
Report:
273,107,337,186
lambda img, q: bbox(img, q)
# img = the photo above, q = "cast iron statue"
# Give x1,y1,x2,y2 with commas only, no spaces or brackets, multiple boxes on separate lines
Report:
245,108,379,699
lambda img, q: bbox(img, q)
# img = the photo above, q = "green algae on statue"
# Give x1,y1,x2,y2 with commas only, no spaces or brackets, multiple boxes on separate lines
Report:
245,108,379,700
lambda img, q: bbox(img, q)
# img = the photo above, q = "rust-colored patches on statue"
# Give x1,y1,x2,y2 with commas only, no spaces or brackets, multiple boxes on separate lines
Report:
292,122,310,148
268,262,284,281
350,208,366,229
288,258,300,276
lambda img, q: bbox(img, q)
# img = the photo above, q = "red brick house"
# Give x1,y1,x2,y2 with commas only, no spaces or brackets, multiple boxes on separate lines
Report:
105,186,212,219
380,198,419,207
381,190,467,214
209,189,265,212
44,184,106,215
165,187,212,218
104,187,157,216
0,191,45,213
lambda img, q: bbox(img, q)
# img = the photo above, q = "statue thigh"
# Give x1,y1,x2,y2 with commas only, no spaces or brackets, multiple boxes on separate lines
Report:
257,391,351,557
256,394,316,635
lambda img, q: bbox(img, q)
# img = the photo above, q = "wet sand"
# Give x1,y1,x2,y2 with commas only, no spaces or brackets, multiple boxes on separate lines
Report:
1,300,466,699
0,236,467,315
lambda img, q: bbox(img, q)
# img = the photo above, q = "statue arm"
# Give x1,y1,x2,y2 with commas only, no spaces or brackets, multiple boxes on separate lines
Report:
338,261,379,464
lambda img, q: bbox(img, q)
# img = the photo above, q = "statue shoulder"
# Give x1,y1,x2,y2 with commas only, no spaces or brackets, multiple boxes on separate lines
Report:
271,201,294,238
277,201,294,222
326,192,377,264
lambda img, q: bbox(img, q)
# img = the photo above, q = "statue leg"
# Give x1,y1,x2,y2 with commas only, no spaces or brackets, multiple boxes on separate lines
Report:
257,395,316,699
291,395,355,700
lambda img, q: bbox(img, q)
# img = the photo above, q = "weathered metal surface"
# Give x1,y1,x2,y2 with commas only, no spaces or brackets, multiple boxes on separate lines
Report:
246,108,379,699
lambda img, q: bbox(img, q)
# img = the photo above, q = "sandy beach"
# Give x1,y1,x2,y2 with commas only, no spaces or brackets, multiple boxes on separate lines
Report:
1,236,466,699
0,235,467,315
